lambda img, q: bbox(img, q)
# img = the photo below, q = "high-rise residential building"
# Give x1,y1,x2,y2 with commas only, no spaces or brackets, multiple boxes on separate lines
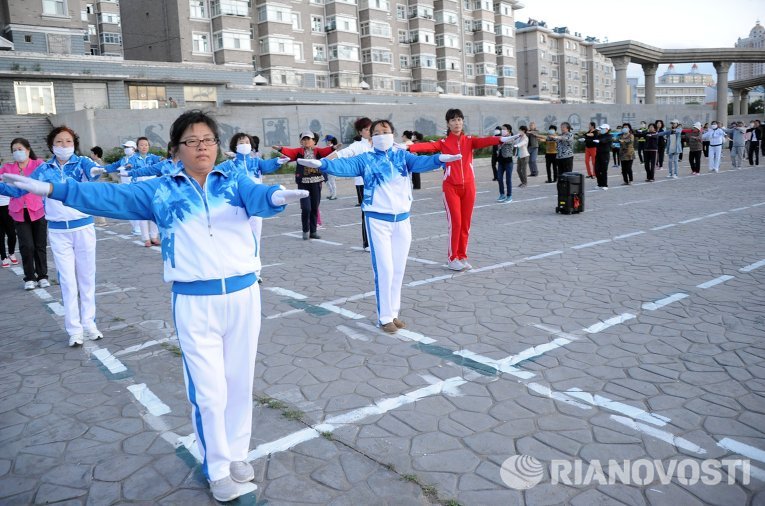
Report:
636,64,713,106
0,0,90,56
82,1,124,56
734,20,765,80
514,19,614,104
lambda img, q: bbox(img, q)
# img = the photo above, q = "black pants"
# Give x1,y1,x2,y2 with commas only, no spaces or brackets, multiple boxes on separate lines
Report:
611,149,620,166
557,157,573,175
621,160,634,183
356,185,368,248
644,150,657,180
411,172,421,190
298,181,321,234
702,141,709,157
0,205,16,259
490,154,498,181
749,141,760,165
595,159,609,187
657,148,665,168
637,143,645,163
545,153,558,182
15,209,48,282
689,150,702,173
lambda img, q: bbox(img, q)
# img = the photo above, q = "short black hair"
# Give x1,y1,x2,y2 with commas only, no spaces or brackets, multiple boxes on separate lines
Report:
229,132,254,153
370,119,395,134
11,137,37,160
169,110,220,151
46,126,79,154
519,125,528,132
354,117,372,133
136,137,150,146
502,124,512,133
413,132,424,141
251,135,260,151
445,108,464,122
402,130,414,140
548,125,557,131
623,123,632,132
90,146,103,158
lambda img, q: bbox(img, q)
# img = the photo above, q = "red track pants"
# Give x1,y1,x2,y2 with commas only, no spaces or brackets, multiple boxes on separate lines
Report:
442,181,475,262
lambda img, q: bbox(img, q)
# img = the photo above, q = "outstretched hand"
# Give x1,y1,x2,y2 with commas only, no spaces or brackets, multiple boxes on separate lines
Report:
271,189,309,206
499,135,517,143
0,174,51,196
275,156,291,166
438,154,462,163
90,167,106,178
296,159,323,168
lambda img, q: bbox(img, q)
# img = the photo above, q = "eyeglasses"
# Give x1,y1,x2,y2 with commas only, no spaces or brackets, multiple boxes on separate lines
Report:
179,137,219,148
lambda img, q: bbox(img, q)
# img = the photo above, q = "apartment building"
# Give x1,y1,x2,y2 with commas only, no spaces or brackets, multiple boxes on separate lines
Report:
0,0,90,55
82,0,123,56
515,19,614,104
636,64,713,106
734,21,764,80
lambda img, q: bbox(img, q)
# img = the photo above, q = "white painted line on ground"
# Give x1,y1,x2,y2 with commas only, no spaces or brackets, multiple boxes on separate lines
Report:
613,231,645,240
406,273,455,287
740,259,765,273
118,234,132,239
718,438,765,464
525,250,563,261
265,286,308,300
498,336,579,369
571,239,612,250
696,275,735,289
261,263,284,269
678,217,705,224
705,211,728,219
470,261,515,273
526,383,592,410
92,348,128,374
95,287,137,296
533,324,581,341
729,206,750,212
609,415,706,454
103,230,118,235
619,198,656,206
406,256,439,265
246,377,467,462
336,206,360,211
47,302,65,316
336,325,370,342
452,350,536,379
265,308,304,320
33,288,51,300
127,383,171,416
356,322,436,344
650,224,676,231
317,302,366,320
177,433,203,462
114,337,177,357
10,266,24,276
326,291,376,305
565,389,670,426
413,197,433,201
751,202,765,207
642,293,689,311
284,232,343,246
583,313,636,333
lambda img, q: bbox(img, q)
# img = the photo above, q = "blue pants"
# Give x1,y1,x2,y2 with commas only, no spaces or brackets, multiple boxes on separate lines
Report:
667,153,679,176
497,158,513,197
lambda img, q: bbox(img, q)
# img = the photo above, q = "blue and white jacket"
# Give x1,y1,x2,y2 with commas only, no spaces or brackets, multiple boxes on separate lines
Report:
48,168,285,284
216,153,281,183
0,154,101,230
107,153,163,184
319,148,442,216
129,159,182,181
702,128,727,147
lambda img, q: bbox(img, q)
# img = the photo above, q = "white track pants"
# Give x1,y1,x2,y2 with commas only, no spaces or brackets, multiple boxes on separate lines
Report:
139,220,158,242
172,285,261,481
365,216,411,325
49,226,97,337
249,216,262,276
709,145,722,172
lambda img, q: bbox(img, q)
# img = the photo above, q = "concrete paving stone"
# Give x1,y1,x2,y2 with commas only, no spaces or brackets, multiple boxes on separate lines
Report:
13,453,61,475
122,465,175,501
310,460,352,491
449,410,502,433
265,473,338,503
40,462,92,489
571,487,632,506
737,393,765,414
534,431,588,457
156,487,216,505
0,476,38,499
684,398,739,418
645,482,706,506
364,471,426,502
121,431,158,455
456,489,524,505
34,483,87,504
0,423,26,445
92,454,153,482
537,414,592,432
84,480,121,506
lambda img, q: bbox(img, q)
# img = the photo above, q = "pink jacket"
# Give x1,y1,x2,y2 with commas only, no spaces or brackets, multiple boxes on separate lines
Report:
0,159,46,222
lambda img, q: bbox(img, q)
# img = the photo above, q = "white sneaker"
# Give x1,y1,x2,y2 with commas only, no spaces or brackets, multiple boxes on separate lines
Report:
447,259,465,271
38,279,51,288
132,229,141,236
601,186,608,190
363,246,370,252
68,334,84,347
24,280,37,290
84,327,103,340
230,461,255,483
9,254,18,265
462,260,473,269
1,258,8,268
672,175,678,179
209,476,247,502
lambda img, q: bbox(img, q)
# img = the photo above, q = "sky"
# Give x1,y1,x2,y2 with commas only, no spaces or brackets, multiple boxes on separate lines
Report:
517,0,764,82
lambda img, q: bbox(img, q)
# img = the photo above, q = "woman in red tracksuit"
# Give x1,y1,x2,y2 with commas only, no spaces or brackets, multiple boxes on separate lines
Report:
408,108,509,271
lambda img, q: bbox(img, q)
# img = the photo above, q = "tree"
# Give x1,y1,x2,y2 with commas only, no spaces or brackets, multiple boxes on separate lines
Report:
749,99,764,115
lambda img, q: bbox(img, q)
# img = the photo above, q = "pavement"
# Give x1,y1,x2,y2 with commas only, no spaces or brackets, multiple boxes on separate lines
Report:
1,153,764,506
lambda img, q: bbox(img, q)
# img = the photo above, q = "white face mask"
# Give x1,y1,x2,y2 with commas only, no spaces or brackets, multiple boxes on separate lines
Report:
12,149,28,162
124,147,135,156
372,133,394,151
53,146,75,160
236,143,252,155
548,129,555,134
711,124,718,130
622,128,629,134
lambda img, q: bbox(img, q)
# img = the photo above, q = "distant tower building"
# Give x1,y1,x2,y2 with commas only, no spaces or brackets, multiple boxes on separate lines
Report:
735,21,765,80
637,63,713,105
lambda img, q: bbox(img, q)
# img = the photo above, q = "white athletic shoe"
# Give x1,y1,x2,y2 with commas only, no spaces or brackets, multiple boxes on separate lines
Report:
24,280,37,290
209,476,247,502
230,461,256,483
68,334,84,347
447,259,465,271
38,279,51,288
84,327,103,341
462,260,473,269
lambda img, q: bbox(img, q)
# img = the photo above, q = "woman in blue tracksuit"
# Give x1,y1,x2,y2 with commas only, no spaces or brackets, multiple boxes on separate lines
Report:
0,126,106,347
297,119,461,334
1,110,306,503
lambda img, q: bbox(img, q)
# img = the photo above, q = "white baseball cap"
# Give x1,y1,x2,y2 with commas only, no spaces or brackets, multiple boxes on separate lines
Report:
599,124,610,131
122,140,137,148
300,131,315,140
693,122,701,129
670,119,680,125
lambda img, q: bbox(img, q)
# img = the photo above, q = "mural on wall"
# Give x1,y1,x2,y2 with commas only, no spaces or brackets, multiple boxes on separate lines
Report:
590,113,608,127
339,116,358,145
543,114,558,128
143,124,168,148
484,116,500,134
263,118,290,147
414,117,438,137
621,112,637,126
308,119,322,138
513,116,531,128
218,122,241,150
567,113,582,132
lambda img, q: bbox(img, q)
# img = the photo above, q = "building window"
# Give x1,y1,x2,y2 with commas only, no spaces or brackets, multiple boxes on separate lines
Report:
214,30,252,51
99,32,122,44
397,29,408,43
189,0,208,18
312,44,326,62
311,15,323,32
399,54,409,69
291,12,302,30
99,12,120,24
192,32,210,53
128,84,166,109
42,0,67,16
293,42,304,61
360,21,391,38
328,44,359,61
259,37,292,54
14,81,56,114
465,64,473,77
361,48,392,64
325,15,357,33
184,85,217,104
211,0,249,17
257,4,289,23
396,4,406,20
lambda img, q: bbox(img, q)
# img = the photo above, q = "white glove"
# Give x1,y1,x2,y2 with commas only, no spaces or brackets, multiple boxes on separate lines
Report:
271,189,309,206
0,174,51,196
394,142,410,151
593,140,600,144
275,156,290,166
117,168,129,177
90,167,106,177
438,154,462,163
499,135,517,143
296,159,323,168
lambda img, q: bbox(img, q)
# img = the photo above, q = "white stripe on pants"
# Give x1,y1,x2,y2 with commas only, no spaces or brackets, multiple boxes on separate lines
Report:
709,145,722,171
48,226,97,336
139,220,158,242
173,285,261,481
249,216,262,276
365,216,411,325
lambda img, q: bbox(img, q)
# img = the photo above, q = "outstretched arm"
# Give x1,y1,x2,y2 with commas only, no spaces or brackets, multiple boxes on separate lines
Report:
470,135,503,150
408,140,443,154
48,178,158,221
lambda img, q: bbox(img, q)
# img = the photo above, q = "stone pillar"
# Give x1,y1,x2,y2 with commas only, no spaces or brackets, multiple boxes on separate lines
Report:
740,90,749,115
642,63,658,105
613,56,630,105
732,90,741,118
713,61,731,126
